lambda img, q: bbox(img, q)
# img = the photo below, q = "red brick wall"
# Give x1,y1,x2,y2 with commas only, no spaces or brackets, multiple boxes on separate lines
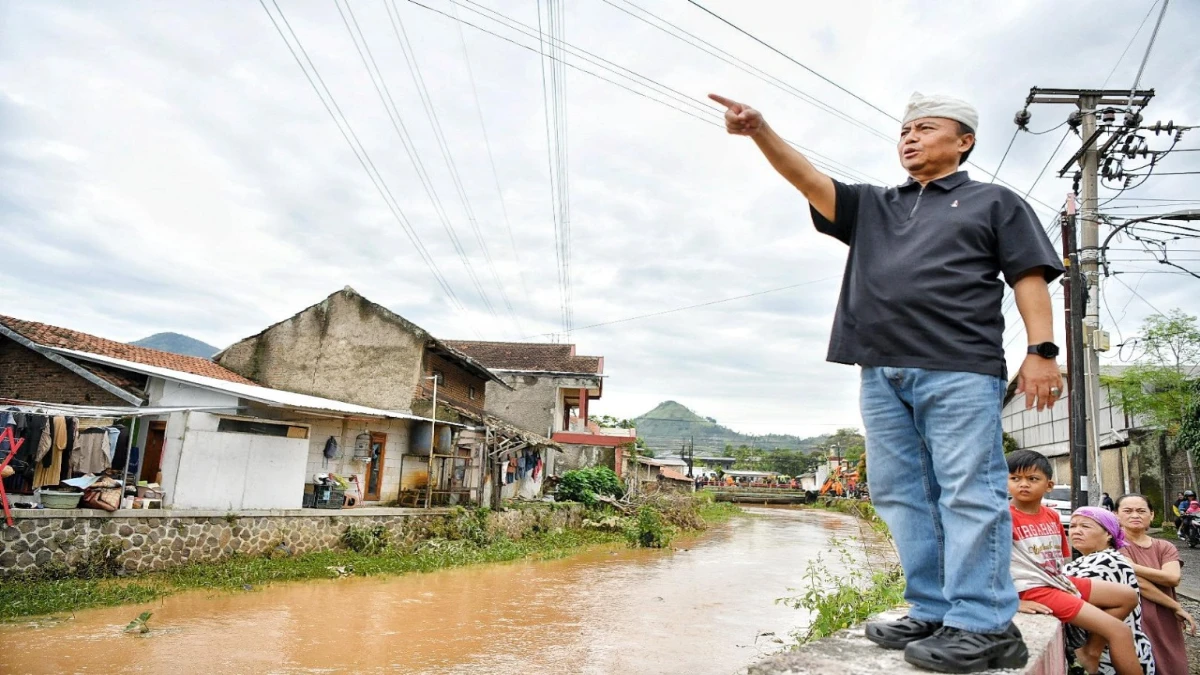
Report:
417,352,488,411
0,336,133,406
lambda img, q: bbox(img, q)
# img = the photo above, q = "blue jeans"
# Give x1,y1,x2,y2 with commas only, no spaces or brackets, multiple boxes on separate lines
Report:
861,366,1017,633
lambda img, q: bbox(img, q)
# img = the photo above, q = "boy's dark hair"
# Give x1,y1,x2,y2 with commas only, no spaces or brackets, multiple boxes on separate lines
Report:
1006,449,1052,478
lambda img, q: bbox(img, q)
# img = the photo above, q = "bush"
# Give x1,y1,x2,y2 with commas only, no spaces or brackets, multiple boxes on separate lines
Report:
557,467,624,506
778,539,905,643
628,505,674,548
341,525,391,555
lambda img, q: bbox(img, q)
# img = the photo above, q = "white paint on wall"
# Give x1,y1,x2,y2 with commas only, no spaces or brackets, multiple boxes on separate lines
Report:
162,412,309,510
148,377,240,409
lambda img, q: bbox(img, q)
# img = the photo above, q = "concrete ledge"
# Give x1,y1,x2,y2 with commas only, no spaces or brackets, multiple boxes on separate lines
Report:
9,506,455,519
746,609,1065,675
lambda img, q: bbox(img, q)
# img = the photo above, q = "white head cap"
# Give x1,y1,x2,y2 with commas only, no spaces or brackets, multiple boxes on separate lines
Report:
902,91,979,132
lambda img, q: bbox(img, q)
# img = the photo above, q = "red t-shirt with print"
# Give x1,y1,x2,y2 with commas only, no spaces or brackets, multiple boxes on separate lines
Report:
1010,504,1069,576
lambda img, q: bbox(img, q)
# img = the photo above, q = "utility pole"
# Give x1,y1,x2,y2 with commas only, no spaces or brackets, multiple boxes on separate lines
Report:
1022,87,1153,505
1062,196,1090,509
1079,93,1104,505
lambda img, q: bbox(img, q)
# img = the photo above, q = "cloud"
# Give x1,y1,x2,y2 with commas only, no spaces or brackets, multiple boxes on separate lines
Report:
1,0,1197,438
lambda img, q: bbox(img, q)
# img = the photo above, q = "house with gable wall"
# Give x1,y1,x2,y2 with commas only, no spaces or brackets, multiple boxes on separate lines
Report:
215,287,557,506
0,314,444,510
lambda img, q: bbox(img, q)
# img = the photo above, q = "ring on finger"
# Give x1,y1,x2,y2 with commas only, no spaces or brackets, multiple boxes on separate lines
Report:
1049,387,1062,397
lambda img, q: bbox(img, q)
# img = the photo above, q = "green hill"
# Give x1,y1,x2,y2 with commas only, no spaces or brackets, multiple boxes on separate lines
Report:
632,400,829,455
130,332,220,359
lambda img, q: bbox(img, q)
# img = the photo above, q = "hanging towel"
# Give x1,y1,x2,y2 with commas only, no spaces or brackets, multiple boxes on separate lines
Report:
105,427,120,462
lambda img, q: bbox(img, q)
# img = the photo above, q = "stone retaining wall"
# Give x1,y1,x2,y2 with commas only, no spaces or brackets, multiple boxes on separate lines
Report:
746,608,1066,675
0,504,584,577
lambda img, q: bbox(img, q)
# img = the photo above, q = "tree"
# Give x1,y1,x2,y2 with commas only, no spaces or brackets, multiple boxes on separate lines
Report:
826,427,866,463
1003,432,1019,455
1105,309,1200,492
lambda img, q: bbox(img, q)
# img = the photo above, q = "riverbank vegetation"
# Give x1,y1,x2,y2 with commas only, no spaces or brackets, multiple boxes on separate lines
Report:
779,498,905,644
3,493,741,621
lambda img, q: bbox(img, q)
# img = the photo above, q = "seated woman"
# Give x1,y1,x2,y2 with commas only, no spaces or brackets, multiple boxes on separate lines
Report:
1061,507,1156,675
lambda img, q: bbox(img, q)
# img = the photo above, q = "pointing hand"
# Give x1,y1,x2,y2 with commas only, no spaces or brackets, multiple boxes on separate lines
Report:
709,93,764,137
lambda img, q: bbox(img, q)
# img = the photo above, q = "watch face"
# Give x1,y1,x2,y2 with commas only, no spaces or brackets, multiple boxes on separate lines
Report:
1037,343,1059,358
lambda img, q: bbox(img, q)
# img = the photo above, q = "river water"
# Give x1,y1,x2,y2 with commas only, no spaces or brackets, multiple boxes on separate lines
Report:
1,507,882,675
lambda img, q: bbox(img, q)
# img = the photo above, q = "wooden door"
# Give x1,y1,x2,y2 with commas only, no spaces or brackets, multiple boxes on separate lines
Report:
141,422,167,483
364,432,387,501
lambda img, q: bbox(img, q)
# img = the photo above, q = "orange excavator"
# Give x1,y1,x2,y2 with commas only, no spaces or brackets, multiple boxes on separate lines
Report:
819,465,847,497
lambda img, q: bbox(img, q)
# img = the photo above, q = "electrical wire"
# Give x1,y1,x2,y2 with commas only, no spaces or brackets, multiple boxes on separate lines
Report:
600,0,895,145
446,1,532,303
1100,0,1161,88
679,0,1064,218
686,0,897,123
456,0,883,185
256,0,472,322
990,128,1020,185
334,0,501,323
376,0,526,335
523,275,839,339
404,0,878,187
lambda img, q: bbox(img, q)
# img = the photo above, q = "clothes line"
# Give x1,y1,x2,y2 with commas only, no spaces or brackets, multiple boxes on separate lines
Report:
0,397,244,419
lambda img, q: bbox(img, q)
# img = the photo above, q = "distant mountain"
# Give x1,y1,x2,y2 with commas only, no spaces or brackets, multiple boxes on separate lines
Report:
632,400,828,455
130,332,220,359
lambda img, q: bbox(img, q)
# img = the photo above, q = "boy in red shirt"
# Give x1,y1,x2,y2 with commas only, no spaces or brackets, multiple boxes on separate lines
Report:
1007,450,1141,674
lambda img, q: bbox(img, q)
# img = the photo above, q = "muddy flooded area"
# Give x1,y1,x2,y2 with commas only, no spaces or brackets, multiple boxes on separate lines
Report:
1,507,883,674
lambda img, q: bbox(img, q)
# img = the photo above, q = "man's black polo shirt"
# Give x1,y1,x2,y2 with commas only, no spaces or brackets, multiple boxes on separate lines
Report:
810,171,1064,379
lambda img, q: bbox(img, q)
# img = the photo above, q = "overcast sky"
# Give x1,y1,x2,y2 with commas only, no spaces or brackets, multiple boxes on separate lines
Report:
2,0,1198,438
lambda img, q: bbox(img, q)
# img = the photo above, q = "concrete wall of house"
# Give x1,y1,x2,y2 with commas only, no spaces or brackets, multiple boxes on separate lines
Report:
556,443,616,472
298,417,412,504
147,378,240,408
484,373,599,436
216,290,427,412
159,412,309,510
0,336,131,406
1,504,587,577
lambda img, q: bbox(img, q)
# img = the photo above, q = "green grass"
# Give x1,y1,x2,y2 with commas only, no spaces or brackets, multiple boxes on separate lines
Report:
0,528,626,621
696,494,742,524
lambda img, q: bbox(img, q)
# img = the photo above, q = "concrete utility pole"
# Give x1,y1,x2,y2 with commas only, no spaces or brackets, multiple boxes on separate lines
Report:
1079,93,1105,505
1022,87,1154,505
1062,196,1090,509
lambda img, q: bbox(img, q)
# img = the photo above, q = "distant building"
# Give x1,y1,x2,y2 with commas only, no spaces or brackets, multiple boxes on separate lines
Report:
444,340,633,474
1001,364,1197,510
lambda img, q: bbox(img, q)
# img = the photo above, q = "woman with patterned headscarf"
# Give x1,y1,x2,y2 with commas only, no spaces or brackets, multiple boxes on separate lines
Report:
1062,507,1156,674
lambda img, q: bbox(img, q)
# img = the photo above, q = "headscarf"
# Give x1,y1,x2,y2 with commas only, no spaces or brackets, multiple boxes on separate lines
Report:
902,92,979,131
1073,506,1127,550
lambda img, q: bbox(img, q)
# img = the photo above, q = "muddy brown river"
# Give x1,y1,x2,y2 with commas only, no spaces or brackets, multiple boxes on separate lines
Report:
1,507,882,674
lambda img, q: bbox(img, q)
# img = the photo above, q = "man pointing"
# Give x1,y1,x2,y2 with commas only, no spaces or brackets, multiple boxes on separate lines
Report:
711,91,1064,673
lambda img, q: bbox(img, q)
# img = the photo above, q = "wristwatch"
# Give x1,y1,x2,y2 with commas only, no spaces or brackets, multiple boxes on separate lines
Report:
1027,342,1060,359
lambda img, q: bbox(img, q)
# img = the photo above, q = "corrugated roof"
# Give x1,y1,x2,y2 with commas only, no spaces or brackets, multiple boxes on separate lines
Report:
0,315,254,385
444,340,603,375
46,347,457,424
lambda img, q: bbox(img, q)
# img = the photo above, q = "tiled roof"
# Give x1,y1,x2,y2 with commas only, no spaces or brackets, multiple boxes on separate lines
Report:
658,467,692,482
444,340,603,375
0,315,255,385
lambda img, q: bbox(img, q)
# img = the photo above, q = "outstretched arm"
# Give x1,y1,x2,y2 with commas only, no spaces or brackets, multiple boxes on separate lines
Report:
710,93,836,221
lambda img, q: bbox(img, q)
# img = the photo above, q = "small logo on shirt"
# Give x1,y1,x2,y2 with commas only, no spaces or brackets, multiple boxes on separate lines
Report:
951,200,959,208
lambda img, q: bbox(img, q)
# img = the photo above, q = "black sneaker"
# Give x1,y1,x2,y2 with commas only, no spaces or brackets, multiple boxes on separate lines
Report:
903,624,1029,673
864,615,943,650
